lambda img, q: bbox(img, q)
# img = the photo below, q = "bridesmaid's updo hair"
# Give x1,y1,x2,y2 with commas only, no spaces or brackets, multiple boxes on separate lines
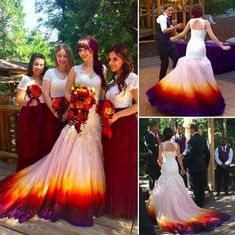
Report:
28,53,48,78
108,43,134,93
54,44,75,73
191,4,203,18
76,36,106,89
163,127,174,141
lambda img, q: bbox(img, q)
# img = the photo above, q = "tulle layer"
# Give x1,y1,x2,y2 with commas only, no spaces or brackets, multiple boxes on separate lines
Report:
148,206,230,235
146,56,225,116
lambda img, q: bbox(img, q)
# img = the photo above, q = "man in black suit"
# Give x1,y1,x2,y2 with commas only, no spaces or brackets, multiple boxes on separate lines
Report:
184,123,210,207
144,120,161,190
156,4,183,80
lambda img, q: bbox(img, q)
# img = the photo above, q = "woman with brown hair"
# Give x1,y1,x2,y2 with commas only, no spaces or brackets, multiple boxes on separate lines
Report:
103,43,138,219
42,44,74,155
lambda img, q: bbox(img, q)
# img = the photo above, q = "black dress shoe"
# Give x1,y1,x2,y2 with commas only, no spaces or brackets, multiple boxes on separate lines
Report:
216,192,221,196
225,192,230,196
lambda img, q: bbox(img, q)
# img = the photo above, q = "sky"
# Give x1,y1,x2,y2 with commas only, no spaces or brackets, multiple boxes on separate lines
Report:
22,0,58,41
22,0,38,31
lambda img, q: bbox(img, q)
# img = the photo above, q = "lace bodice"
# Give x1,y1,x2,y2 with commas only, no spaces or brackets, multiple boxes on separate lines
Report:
18,75,45,103
106,72,138,108
74,65,101,100
160,141,179,175
43,68,68,98
186,18,207,59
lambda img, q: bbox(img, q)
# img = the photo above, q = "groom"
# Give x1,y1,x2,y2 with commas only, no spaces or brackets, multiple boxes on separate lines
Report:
156,4,182,80
184,123,210,208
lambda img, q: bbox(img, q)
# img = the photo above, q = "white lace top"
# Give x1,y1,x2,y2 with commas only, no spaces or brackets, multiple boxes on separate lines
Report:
106,72,138,108
43,68,68,98
18,75,45,103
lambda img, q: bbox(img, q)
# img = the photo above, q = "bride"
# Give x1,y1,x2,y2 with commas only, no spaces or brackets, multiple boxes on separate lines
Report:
146,4,230,116
147,127,230,234
0,36,106,226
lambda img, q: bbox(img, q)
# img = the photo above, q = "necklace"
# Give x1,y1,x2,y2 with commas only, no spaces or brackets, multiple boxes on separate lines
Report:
56,68,67,80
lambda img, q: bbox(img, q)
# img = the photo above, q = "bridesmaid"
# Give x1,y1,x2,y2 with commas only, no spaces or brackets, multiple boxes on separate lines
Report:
103,43,138,219
16,53,48,171
42,44,74,155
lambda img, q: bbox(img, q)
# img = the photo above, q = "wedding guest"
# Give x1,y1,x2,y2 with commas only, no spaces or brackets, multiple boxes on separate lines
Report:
156,4,182,80
184,123,210,207
144,120,162,190
103,43,138,219
215,137,233,196
42,44,74,155
16,53,47,171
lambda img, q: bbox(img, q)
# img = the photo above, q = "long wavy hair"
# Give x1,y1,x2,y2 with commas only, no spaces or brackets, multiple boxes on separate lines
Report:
54,44,75,73
108,43,134,93
27,53,48,79
76,36,106,89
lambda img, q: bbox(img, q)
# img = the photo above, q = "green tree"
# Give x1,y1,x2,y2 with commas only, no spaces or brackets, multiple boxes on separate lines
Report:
0,0,28,60
35,0,137,70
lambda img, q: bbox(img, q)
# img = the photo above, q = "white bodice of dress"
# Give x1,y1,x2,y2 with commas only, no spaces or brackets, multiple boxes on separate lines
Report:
106,72,138,108
73,65,102,127
160,141,179,175
186,18,207,59
43,68,68,98
74,65,101,100
18,75,45,103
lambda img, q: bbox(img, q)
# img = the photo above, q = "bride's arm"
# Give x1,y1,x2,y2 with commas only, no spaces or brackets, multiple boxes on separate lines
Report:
170,21,190,42
64,67,76,102
176,144,186,175
205,20,230,50
157,144,163,167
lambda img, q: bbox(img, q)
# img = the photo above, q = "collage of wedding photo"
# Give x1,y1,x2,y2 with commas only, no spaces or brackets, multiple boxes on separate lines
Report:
0,0,234,234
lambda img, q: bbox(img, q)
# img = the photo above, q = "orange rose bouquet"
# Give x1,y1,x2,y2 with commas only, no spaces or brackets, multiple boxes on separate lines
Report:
96,99,115,138
68,83,96,133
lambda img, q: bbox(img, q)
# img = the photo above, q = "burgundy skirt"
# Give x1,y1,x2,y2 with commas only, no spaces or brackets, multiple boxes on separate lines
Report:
41,104,67,156
103,110,137,219
16,104,45,171
16,104,67,172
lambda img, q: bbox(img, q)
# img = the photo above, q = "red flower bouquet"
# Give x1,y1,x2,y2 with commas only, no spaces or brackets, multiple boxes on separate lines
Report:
68,83,96,133
52,97,69,120
26,84,42,106
96,99,115,138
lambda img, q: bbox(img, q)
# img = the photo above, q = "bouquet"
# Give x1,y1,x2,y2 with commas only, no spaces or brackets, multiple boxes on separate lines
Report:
96,99,115,138
26,84,42,106
52,97,69,120
68,83,96,133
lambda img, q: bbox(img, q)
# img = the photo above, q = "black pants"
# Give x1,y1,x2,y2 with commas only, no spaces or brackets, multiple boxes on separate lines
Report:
157,42,179,80
216,165,230,193
148,156,161,190
139,187,156,235
189,171,207,208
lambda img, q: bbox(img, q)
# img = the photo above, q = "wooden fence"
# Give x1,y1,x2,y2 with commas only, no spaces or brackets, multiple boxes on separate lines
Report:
0,105,20,160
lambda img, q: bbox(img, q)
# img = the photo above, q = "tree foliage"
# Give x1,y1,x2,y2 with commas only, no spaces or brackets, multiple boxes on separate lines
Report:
35,0,137,69
0,0,53,63
204,0,235,15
